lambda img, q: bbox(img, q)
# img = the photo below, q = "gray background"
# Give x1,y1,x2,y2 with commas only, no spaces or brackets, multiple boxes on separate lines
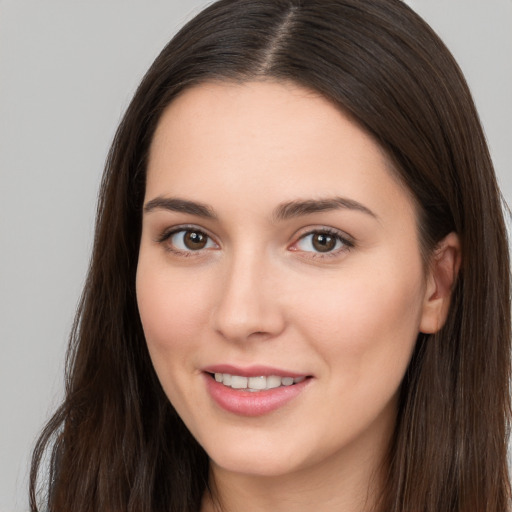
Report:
0,1,510,510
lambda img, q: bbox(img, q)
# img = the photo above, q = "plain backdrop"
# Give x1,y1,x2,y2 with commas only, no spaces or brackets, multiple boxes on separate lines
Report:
0,1,510,511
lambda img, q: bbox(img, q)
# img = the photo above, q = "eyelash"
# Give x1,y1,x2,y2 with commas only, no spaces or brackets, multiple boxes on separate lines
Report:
292,227,354,259
157,225,217,258
156,225,354,259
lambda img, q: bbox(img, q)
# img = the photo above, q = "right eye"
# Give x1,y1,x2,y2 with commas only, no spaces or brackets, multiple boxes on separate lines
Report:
161,228,218,254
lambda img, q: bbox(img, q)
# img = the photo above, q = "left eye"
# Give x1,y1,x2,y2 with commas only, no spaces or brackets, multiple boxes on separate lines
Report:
169,229,216,251
295,231,347,253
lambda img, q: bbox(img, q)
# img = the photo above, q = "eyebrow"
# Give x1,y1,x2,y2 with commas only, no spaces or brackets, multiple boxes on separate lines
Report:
144,197,217,219
143,195,377,221
272,197,378,221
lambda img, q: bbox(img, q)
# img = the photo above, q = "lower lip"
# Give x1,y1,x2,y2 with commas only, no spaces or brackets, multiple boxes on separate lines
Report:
204,374,311,417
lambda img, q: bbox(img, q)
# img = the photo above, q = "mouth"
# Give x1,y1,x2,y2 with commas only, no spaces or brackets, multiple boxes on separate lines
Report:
202,368,313,416
206,372,308,392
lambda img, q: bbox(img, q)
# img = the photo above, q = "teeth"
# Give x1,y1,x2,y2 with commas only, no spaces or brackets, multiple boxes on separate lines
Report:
230,376,248,389
267,375,282,389
248,376,266,390
213,373,306,391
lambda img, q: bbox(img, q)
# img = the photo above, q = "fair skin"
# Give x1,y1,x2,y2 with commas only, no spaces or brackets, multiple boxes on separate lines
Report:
136,80,460,512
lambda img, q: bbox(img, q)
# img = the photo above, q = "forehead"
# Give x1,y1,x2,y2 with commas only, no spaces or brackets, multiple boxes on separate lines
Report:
146,80,414,224
150,80,383,160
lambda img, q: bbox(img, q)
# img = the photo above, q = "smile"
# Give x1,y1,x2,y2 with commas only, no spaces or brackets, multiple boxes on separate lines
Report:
204,370,312,416
212,373,306,391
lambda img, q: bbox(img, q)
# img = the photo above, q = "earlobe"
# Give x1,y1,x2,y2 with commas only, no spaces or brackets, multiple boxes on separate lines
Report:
419,232,462,334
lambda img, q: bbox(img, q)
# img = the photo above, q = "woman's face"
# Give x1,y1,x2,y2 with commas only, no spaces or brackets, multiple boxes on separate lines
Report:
136,81,436,480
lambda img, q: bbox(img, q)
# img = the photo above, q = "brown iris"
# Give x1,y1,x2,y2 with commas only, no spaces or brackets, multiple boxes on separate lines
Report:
183,230,208,250
312,232,337,252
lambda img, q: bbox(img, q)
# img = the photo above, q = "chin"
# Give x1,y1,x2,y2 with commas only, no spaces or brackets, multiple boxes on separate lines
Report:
206,441,306,478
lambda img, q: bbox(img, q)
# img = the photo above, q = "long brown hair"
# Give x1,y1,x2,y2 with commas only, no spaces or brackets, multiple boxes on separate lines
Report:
30,1,511,511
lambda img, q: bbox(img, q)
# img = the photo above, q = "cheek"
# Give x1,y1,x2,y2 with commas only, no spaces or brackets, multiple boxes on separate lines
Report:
293,256,425,384
288,260,425,447
135,259,213,369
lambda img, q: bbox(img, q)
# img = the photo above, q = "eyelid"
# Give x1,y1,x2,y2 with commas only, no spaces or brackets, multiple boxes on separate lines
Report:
156,224,220,254
154,223,354,258
289,226,355,256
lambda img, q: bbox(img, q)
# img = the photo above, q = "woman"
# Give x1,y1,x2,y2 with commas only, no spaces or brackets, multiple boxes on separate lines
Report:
30,0,511,511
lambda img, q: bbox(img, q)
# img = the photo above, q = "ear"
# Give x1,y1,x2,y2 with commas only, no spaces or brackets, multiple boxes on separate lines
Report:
419,232,462,334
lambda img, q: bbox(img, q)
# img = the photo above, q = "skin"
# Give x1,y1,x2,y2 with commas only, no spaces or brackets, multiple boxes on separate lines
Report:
136,81,460,512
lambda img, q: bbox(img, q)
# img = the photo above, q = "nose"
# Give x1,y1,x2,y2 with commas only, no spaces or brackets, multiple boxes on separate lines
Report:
211,252,286,343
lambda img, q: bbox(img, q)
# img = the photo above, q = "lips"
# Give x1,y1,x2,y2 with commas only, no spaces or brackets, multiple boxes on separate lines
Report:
213,373,306,391
202,364,307,378
202,365,312,416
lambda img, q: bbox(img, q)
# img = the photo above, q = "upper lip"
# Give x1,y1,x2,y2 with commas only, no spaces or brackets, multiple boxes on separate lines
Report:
202,364,310,378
